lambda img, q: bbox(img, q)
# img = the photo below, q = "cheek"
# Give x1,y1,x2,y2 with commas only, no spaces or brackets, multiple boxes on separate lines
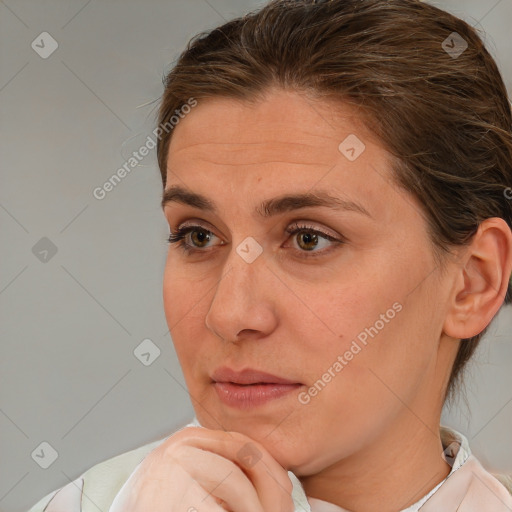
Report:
162,255,206,327
317,297,437,422
162,259,211,382
162,254,182,320
289,275,392,372
284,280,437,462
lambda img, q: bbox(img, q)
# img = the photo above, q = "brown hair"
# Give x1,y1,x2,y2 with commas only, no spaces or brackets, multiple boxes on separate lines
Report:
156,0,512,402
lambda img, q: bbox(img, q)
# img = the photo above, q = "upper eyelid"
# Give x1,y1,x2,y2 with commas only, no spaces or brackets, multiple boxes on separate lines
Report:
174,221,336,235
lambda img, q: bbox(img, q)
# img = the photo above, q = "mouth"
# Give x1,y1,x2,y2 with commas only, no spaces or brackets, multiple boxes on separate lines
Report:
211,366,303,409
211,366,301,385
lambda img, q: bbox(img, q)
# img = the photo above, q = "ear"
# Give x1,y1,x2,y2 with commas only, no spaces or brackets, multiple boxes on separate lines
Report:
443,217,512,340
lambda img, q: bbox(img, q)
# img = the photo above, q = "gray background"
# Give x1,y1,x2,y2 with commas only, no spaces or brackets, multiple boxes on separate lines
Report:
0,1,511,511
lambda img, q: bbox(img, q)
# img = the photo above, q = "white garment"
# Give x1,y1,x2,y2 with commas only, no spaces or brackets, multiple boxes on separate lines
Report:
27,417,512,512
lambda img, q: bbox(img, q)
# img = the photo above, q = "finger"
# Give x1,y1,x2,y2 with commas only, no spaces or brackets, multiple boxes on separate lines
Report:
183,427,294,510
177,474,235,512
175,444,265,512
169,428,294,512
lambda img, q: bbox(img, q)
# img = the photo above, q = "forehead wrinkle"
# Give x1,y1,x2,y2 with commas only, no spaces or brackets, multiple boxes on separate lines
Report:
170,140,338,169
171,139,333,153
183,160,333,168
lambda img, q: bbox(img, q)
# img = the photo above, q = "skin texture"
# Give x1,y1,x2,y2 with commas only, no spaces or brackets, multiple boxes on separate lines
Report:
124,87,512,512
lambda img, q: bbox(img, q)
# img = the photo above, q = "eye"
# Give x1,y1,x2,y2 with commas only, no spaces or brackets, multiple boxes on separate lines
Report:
166,221,345,257
166,224,222,254
284,222,344,258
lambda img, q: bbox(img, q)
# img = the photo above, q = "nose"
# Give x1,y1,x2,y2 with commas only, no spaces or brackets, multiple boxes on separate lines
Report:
204,243,278,343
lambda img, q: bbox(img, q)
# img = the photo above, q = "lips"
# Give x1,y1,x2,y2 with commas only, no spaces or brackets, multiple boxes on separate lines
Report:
211,367,302,409
211,366,301,385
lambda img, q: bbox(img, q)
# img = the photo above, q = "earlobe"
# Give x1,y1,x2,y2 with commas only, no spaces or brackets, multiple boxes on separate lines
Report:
443,217,512,340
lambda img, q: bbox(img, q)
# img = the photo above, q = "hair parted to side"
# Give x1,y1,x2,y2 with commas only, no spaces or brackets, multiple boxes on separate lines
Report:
156,0,512,402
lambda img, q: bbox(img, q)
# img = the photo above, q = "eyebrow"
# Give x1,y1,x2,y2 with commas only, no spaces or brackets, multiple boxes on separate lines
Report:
161,185,372,218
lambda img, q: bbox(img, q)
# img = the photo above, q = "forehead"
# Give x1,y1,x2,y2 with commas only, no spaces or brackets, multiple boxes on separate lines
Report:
167,89,376,165
164,89,404,225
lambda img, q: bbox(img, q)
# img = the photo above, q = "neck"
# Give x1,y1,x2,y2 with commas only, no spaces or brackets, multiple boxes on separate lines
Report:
299,412,451,512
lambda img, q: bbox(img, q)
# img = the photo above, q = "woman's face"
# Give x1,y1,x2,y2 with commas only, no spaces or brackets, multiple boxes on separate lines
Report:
162,88,456,475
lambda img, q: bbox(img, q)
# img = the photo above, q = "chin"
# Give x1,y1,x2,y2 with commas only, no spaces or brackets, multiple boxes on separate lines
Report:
251,430,346,476
248,433,317,473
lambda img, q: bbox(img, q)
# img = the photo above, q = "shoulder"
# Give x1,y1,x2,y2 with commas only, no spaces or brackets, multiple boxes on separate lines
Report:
421,454,512,511
26,435,169,512
421,426,512,511
493,474,512,495
456,456,512,510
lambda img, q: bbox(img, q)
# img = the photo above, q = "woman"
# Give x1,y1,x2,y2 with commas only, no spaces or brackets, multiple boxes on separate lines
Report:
28,0,512,511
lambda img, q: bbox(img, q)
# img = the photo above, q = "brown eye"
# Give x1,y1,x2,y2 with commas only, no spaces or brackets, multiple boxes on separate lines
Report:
296,231,320,251
167,225,221,253
167,222,344,258
189,229,211,247
285,222,345,258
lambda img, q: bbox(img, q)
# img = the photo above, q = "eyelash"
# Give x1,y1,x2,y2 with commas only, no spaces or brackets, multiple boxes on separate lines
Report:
166,222,344,258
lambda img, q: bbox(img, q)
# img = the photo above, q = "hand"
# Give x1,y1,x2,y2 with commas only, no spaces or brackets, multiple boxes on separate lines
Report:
108,426,295,512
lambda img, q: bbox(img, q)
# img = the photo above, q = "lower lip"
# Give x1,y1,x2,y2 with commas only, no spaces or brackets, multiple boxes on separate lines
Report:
213,382,302,409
